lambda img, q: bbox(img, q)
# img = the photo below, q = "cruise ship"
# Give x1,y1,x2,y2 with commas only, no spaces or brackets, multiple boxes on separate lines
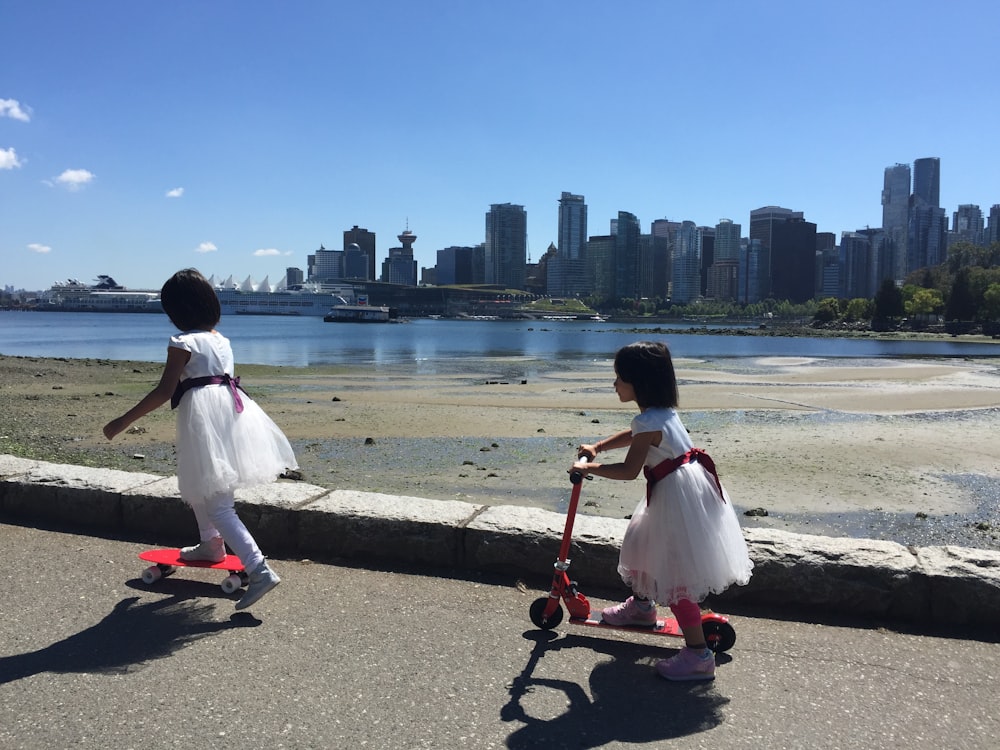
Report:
213,275,356,317
39,274,357,317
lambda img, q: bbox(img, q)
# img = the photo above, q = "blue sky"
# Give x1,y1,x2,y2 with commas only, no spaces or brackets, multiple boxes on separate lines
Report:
3,1,998,292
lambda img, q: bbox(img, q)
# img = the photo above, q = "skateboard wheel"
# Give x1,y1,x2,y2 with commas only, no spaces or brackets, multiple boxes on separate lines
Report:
142,565,162,584
160,564,177,577
221,574,243,595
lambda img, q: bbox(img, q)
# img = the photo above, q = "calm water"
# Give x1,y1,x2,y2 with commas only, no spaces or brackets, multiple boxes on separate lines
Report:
2,311,1000,374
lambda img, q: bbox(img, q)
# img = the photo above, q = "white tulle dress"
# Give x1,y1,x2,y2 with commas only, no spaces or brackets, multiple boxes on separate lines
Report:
617,407,753,605
170,330,298,503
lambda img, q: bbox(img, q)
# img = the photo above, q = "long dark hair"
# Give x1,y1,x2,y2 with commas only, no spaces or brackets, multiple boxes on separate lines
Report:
160,268,221,331
613,341,679,409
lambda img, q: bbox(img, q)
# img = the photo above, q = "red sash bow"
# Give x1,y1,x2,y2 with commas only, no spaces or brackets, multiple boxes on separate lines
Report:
642,448,724,504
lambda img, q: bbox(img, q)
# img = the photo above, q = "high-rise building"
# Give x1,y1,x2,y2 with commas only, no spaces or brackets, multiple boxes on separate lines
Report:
708,219,741,301
549,192,588,296
770,217,817,303
840,232,872,299
286,267,305,287
380,229,418,286
651,220,680,298
908,157,946,273
698,226,715,298
585,235,615,299
908,205,948,270
912,157,941,209
614,211,641,299
671,221,701,304
436,246,476,285
309,244,343,283
951,204,984,246
739,238,764,304
749,206,803,299
343,226,376,281
343,243,369,279
857,227,890,296
485,203,527,290
557,192,587,261
882,163,910,283
990,205,1000,245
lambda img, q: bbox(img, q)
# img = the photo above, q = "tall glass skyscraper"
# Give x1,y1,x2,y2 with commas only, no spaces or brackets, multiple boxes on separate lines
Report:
613,211,641,299
671,221,701,304
485,203,527,290
912,157,941,208
550,192,588,296
909,157,945,272
557,192,587,261
881,163,910,283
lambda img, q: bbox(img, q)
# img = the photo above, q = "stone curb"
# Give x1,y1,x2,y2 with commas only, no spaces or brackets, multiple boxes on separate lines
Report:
2,454,999,627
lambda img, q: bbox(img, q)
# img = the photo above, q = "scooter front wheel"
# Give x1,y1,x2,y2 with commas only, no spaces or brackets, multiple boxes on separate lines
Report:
529,597,564,630
703,619,737,652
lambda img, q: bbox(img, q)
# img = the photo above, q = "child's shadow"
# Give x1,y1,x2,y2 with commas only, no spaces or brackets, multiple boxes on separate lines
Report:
0,595,260,685
502,630,730,749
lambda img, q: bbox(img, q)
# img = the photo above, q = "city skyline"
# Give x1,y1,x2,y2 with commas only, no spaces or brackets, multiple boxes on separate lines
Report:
3,2,999,292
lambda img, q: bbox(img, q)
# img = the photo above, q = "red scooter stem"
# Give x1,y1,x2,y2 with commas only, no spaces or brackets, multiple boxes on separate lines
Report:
557,470,586,563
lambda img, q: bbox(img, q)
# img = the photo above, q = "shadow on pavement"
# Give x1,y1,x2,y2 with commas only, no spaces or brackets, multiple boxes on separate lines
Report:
502,630,730,749
0,595,260,685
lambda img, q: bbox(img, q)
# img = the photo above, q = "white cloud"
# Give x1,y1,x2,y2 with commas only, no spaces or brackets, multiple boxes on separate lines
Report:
254,248,293,257
28,243,51,254
54,169,95,190
196,242,218,254
0,147,23,169
166,187,184,198
0,99,31,122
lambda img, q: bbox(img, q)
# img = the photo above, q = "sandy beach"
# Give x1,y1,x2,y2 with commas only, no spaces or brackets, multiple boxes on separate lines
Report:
2,353,999,551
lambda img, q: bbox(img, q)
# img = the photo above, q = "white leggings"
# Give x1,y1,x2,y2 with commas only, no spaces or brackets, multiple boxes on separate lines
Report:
188,491,264,573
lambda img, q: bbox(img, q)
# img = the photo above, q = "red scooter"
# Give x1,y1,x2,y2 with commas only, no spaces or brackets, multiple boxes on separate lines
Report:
529,468,737,652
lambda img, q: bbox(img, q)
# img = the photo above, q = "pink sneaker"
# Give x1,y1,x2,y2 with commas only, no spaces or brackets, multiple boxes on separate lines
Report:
600,596,658,626
656,647,716,681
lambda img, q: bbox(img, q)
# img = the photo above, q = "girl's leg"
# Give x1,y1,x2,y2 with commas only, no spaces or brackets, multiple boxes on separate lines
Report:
188,495,221,541
204,491,264,573
179,495,226,561
657,598,715,681
669,598,707,648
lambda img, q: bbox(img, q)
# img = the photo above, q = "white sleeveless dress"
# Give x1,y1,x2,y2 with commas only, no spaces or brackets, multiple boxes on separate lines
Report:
170,330,298,503
617,407,753,605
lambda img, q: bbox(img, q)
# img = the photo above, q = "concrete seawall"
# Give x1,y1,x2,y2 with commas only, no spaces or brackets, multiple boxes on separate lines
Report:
2,453,999,628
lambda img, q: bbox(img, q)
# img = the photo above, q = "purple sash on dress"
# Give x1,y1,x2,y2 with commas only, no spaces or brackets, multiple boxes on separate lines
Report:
170,374,245,413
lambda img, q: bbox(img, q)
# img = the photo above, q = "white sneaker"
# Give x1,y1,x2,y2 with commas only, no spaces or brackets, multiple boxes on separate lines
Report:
179,537,226,563
235,561,281,610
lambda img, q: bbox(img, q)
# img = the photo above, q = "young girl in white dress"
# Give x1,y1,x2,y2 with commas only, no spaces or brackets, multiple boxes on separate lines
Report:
104,268,298,610
574,341,753,680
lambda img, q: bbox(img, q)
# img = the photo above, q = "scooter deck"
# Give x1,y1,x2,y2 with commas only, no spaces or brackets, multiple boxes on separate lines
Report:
569,616,684,637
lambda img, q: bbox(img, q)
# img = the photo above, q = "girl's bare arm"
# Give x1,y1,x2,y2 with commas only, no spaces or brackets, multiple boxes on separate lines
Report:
575,429,659,481
103,346,190,440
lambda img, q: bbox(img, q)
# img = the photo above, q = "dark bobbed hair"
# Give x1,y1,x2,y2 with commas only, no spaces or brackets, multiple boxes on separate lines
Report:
613,340,679,409
160,268,221,331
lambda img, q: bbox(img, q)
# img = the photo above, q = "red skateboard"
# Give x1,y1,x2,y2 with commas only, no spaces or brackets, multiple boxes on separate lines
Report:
138,548,248,594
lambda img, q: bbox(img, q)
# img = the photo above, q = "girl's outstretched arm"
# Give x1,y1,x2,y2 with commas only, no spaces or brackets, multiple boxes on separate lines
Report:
577,429,632,460
103,346,190,440
574,429,659,481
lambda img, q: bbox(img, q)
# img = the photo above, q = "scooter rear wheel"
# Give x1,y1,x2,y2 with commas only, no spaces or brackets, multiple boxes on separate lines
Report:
529,597,564,630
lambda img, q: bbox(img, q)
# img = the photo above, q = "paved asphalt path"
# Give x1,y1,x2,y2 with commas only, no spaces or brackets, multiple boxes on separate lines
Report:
1,522,998,750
